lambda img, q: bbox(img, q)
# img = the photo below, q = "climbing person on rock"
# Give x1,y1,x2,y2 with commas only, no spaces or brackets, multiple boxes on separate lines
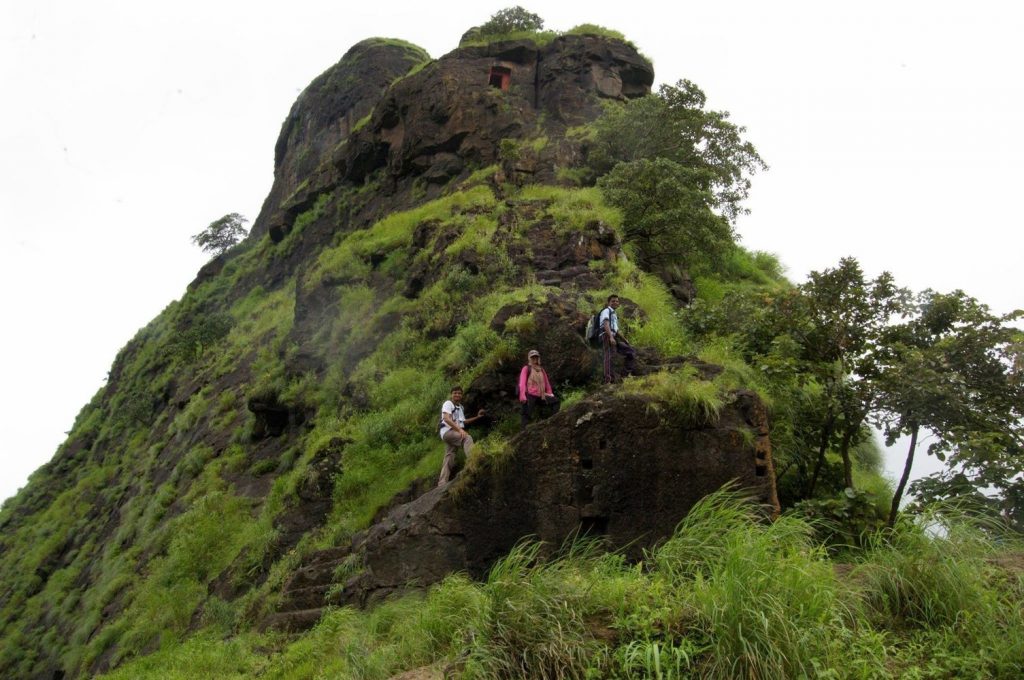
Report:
437,386,485,486
601,294,637,383
518,349,560,430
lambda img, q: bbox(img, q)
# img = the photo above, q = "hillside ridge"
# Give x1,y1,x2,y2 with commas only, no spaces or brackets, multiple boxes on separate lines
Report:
0,28,779,679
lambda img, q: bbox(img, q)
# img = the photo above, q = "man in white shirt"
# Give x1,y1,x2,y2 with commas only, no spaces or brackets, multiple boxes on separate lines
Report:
600,294,637,382
438,386,486,486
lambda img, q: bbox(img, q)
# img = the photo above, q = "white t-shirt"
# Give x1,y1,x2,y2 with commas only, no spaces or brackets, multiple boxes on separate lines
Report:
439,400,465,439
599,306,618,335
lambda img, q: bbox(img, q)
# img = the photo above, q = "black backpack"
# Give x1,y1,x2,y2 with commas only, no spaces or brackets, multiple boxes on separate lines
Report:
584,308,609,347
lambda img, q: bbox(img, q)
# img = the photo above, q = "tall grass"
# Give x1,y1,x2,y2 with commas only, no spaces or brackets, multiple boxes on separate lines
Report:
461,542,602,679
306,185,496,290
657,491,855,677
621,367,726,425
100,488,1024,679
857,508,1007,629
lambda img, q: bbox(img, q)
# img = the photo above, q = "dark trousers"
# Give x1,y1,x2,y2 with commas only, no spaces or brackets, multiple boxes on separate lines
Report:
520,394,560,429
603,333,637,382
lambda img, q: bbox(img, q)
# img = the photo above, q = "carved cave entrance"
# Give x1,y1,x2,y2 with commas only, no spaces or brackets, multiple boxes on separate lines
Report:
488,66,511,91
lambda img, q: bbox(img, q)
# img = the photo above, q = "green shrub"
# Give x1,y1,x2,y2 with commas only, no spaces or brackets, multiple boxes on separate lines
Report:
622,368,725,425
856,509,1007,630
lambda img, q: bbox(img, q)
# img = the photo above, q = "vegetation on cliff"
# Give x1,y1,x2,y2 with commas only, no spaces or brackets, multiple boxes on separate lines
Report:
103,492,1024,679
0,8,1021,678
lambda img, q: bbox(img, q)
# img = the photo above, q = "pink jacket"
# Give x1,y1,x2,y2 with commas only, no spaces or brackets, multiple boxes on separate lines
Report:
518,365,553,401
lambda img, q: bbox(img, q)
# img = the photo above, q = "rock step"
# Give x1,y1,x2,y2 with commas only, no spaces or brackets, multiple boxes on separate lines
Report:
305,545,351,566
278,583,334,612
286,558,348,590
260,607,326,633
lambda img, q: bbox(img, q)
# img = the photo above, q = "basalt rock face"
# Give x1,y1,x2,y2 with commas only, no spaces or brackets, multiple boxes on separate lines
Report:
358,35,655,182
0,29,775,679
263,34,653,242
266,386,778,624
251,39,431,239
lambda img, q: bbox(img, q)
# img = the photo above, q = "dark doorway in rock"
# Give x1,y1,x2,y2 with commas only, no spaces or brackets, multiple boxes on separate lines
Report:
488,66,511,91
580,516,609,537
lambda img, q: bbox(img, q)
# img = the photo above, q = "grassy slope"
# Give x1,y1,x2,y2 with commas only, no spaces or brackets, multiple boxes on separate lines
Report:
4,167,1017,678
0,161,786,677
1,159,1016,677
0,50,987,674
102,491,1024,679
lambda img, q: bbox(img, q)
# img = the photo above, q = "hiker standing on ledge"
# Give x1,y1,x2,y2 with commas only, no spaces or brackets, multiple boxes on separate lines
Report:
437,386,485,486
518,349,560,430
601,294,637,382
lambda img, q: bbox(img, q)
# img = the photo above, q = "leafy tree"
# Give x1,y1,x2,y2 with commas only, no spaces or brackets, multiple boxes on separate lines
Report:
685,259,911,501
875,290,1023,526
589,80,767,222
910,437,1024,532
796,258,908,495
479,6,544,35
191,213,249,256
597,157,734,269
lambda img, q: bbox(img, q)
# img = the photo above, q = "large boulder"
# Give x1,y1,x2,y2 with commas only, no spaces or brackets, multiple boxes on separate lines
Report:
268,382,778,619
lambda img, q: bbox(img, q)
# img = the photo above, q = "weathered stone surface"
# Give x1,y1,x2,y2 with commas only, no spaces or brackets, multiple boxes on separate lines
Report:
268,383,778,623
348,35,652,185
246,393,290,438
251,39,430,239
467,293,595,423
260,34,653,243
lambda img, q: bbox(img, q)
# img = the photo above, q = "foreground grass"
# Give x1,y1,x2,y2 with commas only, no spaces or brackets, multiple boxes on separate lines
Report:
103,490,1024,679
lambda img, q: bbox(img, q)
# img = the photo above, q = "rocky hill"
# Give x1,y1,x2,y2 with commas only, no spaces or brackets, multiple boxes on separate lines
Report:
0,28,781,679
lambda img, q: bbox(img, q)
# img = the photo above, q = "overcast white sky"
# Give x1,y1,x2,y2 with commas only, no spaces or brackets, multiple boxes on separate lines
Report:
1,1,1021,503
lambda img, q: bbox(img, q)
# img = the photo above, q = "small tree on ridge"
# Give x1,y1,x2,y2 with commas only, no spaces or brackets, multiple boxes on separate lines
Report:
192,213,249,256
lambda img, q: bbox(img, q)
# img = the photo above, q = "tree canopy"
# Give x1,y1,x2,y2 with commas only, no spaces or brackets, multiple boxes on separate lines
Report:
597,157,735,270
479,6,544,35
588,80,766,272
874,291,1023,524
589,80,767,223
191,213,249,256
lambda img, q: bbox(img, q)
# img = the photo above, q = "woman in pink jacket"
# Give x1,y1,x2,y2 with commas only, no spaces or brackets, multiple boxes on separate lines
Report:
518,349,560,430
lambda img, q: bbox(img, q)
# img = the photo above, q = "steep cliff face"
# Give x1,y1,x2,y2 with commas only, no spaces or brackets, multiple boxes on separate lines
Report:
251,38,431,239
0,31,774,679
263,34,654,243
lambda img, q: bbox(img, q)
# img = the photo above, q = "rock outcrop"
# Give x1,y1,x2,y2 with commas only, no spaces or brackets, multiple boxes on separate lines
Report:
251,39,431,238
263,34,653,242
0,28,780,679
265,384,778,630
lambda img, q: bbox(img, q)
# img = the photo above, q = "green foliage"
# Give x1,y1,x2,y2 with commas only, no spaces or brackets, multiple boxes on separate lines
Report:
599,157,735,270
517,185,623,235
8,34,1024,680
661,494,851,678
565,23,626,40
478,6,544,35
306,185,496,290
855,508,1019,642
101,489,1024,679
286,192,330,244
792,488,889,550
622,367,726,425
616,272,692,357
191,213,248,256
875,289,1024,524
589,80,767,223
167,312,233,363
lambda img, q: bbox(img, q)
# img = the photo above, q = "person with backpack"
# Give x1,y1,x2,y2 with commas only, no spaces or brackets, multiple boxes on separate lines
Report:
518,349,559,430
437,386,485,486
600,294,637,382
